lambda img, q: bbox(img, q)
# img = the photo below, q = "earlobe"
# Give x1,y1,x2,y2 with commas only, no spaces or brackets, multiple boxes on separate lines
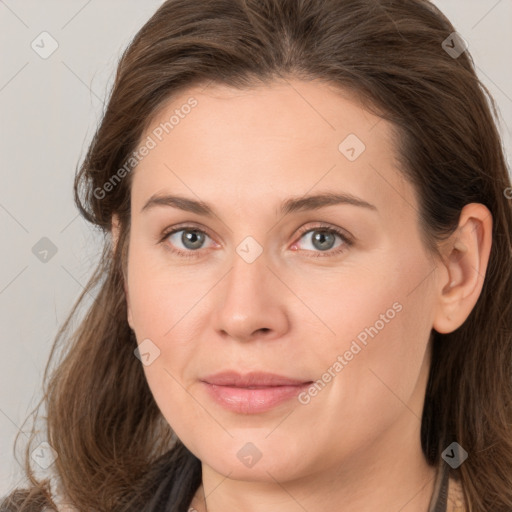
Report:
127,301,134,331
112,213,121,252
124,270,133,330
432,203,493,334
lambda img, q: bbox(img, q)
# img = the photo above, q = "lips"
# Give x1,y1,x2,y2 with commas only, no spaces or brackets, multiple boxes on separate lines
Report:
202,370,310,387
200,371,313,414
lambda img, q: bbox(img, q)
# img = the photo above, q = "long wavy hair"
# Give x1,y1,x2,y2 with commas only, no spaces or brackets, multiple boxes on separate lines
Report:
2,0,512,511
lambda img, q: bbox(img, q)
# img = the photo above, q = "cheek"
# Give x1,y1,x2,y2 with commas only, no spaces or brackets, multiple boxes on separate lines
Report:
141,359,210,459
292,260,410,359
126,242,205,337
126,244,209,405
307,249,434,403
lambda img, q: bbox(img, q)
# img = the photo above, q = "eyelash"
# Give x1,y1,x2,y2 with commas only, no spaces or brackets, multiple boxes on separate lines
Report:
158,223,353,259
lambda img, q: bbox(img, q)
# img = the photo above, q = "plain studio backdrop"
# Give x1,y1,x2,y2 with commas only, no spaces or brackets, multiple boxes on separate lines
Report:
0,0,511,497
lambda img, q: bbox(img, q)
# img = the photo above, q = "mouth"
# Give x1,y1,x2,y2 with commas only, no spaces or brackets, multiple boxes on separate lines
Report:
200,371,313,414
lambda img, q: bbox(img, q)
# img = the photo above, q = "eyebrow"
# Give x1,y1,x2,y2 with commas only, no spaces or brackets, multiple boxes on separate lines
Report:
140,191,378,216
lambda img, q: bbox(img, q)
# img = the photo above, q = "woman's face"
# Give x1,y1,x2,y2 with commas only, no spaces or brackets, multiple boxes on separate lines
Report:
124,79,441,482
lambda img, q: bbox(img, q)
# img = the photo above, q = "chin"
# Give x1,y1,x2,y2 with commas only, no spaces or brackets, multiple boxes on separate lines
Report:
199,441,309,482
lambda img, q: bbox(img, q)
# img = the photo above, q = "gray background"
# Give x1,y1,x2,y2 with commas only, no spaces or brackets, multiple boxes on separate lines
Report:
1,0,511,495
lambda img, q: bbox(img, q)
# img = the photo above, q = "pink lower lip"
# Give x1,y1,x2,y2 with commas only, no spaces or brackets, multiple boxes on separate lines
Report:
201,382,312,414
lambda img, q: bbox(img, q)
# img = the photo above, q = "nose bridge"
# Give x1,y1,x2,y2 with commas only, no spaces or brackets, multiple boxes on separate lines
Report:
224,241,270,314
212,239,288,341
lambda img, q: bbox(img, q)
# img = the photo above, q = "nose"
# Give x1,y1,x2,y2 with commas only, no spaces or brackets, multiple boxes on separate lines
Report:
212,247,290,344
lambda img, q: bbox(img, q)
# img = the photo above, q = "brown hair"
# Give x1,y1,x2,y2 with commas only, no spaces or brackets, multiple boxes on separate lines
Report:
2,0,511,511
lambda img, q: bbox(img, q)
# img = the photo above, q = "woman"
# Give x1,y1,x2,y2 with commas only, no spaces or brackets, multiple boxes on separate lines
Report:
2,0,511,511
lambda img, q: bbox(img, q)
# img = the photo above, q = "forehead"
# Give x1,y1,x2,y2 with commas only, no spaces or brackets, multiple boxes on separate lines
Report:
144,79,385,155
130,79,416,222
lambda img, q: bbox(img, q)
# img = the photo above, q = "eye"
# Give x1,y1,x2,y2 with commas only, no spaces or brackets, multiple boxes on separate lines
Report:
160,226,216,258
291,225,353,257
159,223,353,259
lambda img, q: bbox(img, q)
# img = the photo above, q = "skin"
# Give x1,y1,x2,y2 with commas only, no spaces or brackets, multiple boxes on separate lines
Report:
112,78,492,512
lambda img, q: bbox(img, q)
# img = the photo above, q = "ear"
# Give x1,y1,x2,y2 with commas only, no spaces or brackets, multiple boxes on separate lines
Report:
432,203,493,334
112,214,134,330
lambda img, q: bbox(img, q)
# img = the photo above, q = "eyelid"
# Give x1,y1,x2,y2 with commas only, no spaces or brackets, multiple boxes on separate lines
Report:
294,222,353,244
